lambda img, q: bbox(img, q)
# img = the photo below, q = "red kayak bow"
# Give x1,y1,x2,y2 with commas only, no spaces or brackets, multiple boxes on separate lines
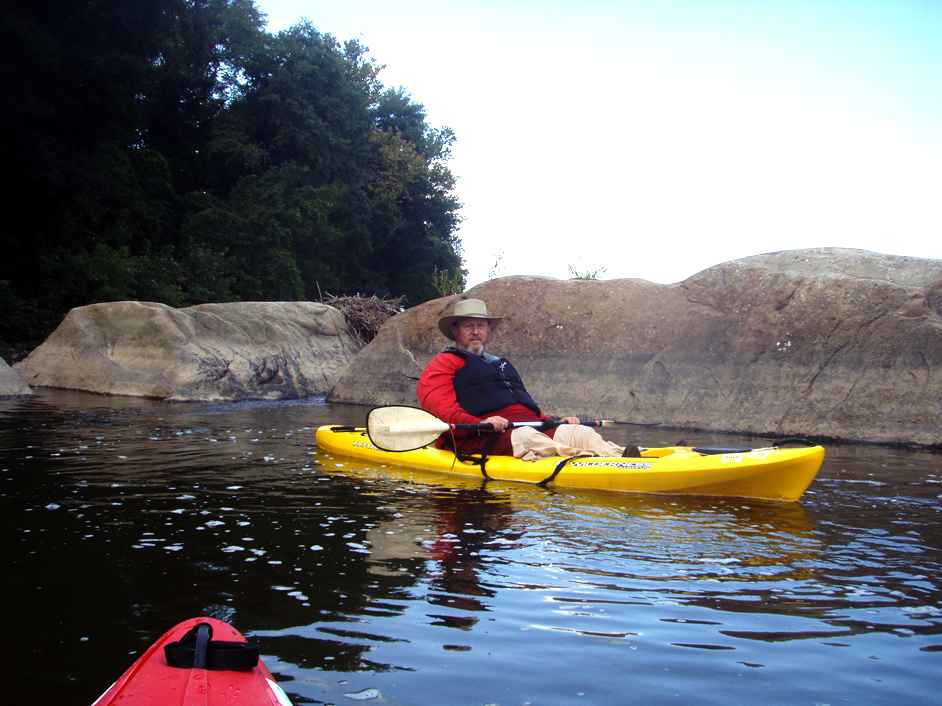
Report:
92,617,292,705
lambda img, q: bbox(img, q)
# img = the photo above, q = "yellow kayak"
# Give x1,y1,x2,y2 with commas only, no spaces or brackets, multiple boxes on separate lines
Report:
314,425,825,502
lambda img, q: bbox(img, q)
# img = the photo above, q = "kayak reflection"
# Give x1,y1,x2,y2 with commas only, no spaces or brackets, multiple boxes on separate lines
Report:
318,453,821,594
235,444,829,691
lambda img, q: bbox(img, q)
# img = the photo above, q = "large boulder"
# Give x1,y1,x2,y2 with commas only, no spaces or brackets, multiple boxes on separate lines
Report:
329,248,942,446
17,301,360,401
0,357,31,396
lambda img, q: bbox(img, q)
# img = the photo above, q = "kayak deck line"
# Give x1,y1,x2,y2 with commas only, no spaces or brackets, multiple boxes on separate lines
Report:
314,425,825,502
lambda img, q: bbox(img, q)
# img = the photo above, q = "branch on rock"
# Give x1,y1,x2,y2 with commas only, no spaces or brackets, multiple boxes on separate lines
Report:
324,294,404,345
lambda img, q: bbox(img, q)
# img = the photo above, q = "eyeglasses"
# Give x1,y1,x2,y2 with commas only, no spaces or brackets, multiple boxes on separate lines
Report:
456,319,490,331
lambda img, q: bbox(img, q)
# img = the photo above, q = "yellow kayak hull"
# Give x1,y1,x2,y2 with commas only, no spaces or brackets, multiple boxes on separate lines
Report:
314,426,825,502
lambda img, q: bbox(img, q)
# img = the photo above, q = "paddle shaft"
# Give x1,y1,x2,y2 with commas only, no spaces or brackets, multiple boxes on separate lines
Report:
376,418,608,436
365,406,633,452
450,419,609,432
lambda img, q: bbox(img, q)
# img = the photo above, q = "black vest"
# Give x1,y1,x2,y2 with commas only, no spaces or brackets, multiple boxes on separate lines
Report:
447,347,541,417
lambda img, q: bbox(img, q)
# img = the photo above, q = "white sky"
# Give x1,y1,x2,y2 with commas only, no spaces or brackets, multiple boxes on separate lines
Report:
256,0,941,286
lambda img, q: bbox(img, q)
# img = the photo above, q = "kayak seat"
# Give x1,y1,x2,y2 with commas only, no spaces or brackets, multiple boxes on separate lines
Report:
164,622,259,671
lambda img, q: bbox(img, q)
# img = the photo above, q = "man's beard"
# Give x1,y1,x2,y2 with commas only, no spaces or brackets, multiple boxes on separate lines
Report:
461,341,485,355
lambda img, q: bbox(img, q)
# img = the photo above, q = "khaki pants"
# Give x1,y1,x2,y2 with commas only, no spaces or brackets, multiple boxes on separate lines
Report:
511,424,624,460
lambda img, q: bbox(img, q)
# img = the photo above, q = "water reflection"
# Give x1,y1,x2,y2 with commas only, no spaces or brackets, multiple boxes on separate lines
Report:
253,468,526,674
309,452,942,670
425,486,517,608
320,455,820,572
1,391,940,706
305,455,832,655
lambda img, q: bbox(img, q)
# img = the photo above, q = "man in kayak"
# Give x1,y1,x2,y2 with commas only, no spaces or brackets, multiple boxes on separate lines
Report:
417,297,627,459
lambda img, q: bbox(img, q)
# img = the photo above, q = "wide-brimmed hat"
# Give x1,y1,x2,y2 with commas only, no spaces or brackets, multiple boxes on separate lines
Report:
438,298,503,340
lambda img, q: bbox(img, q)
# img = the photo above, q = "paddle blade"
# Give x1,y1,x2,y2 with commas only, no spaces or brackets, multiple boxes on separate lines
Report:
367,406,450,452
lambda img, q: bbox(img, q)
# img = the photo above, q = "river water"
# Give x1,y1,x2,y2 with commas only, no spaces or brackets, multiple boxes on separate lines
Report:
1,390,939,705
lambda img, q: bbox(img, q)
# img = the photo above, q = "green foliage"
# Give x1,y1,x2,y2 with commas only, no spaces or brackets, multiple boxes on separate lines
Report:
432,266,466,296
0,1,464,346
568,264,608,280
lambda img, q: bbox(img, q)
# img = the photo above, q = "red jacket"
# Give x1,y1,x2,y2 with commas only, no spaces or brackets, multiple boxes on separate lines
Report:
417,351,549,455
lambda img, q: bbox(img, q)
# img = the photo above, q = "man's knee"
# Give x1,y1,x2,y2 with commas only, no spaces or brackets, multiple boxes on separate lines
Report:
554,423,599,446
511,426,546,443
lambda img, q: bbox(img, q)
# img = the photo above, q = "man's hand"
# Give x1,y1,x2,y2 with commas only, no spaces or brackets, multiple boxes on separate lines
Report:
482,415,511,432
559,416,580,425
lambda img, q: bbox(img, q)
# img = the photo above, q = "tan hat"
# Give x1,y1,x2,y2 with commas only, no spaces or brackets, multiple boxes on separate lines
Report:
438,298,503,340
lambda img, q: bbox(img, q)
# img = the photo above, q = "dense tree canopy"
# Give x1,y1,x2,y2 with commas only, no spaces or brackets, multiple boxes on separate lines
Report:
0,0,464,353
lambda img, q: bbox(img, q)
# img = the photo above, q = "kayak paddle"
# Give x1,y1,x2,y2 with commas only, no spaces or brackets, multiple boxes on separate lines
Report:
366,405,628,452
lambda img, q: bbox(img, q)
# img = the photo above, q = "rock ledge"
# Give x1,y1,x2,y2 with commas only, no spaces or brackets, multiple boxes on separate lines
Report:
329,248,942,446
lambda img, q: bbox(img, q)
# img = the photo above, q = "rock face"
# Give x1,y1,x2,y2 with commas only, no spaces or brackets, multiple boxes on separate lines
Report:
329,248,942,446
0,357,32,396
18,301,360,401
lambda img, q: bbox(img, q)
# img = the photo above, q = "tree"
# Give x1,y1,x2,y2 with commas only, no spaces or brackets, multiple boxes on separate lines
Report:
0,2,464,353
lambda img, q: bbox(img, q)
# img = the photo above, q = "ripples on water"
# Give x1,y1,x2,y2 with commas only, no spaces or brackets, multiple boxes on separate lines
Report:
1,390,939,705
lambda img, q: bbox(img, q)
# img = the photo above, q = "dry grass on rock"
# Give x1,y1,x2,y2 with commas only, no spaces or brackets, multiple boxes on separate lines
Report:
324,294,403,345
